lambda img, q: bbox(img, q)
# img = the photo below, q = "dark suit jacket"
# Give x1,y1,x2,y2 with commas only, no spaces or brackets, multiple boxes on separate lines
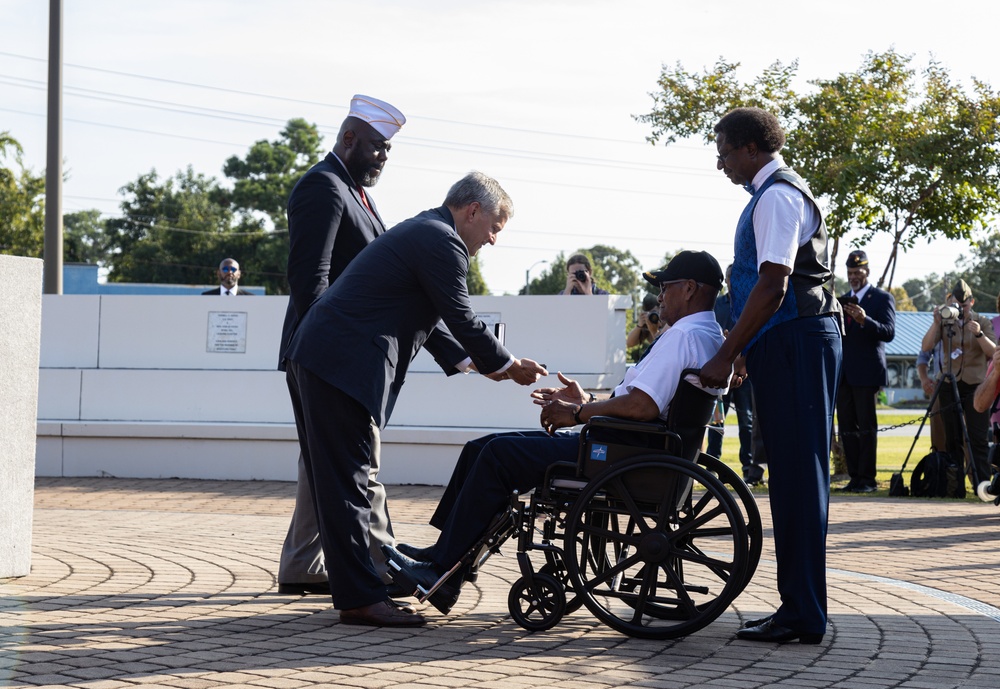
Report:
279,153,390,368
202,287,253,295
840,286,896,386
285,206,510,428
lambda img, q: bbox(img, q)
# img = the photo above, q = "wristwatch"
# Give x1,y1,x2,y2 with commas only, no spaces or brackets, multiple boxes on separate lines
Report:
573,404,585,424
976,331,984,338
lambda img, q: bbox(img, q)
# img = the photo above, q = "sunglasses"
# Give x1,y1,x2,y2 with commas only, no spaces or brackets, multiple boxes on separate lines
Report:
221,266,239,273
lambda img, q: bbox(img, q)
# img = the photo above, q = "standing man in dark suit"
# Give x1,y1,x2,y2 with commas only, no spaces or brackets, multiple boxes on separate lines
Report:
701,107,842,645
202,258,253,295
836,250,895,492
284,171,547,626
277,95,428,597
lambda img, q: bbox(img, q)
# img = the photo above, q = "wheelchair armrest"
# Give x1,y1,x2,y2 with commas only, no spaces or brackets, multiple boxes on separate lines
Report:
584,416,671,436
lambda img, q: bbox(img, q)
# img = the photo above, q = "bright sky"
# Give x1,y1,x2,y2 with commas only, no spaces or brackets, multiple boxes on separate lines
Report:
2,0,997,295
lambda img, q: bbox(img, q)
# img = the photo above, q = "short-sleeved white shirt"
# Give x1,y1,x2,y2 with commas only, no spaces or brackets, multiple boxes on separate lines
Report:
614,310,725,420
751,157,821,270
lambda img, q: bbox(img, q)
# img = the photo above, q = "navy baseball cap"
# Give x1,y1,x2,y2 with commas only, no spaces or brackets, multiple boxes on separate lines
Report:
643,251,724,291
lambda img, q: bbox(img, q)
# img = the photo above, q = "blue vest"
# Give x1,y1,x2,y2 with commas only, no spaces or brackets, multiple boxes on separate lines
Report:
730,168,838,350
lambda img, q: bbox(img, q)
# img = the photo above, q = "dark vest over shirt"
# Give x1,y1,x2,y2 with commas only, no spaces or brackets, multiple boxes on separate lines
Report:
730,167,840,349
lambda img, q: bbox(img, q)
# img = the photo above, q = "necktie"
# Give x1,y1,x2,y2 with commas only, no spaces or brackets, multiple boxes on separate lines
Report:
358,187,372,213
225,290,232,296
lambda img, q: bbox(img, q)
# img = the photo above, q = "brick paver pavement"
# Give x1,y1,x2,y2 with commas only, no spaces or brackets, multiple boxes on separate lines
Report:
3,477,1000,688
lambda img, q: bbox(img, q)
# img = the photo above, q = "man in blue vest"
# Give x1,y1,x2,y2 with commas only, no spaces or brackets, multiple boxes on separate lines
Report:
700,107,842,645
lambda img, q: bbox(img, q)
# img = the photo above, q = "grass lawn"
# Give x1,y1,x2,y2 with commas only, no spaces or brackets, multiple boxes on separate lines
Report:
713,433,992,502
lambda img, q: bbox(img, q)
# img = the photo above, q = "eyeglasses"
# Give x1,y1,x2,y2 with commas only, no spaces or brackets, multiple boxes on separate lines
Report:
659,279,703,293
221,266,239,273
716,144,743,164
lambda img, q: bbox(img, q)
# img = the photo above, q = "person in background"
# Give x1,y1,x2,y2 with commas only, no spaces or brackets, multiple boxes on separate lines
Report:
707,264,763,485
202,258,253,295
559,254,609,295
626,292,664,348
920,279,996,486
835,250,896,493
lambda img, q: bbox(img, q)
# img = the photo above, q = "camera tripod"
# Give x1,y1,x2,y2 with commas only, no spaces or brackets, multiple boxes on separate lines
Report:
900,318,985,494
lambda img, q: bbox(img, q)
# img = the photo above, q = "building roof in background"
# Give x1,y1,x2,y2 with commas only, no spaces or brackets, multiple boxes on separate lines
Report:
887,311,998,357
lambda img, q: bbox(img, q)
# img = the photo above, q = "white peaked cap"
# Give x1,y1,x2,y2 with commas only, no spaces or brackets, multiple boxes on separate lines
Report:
349,94,406,140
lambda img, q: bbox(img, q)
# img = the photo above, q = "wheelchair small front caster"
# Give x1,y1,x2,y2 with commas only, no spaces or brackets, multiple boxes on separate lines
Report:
977,472,1000,505
508,572,566,632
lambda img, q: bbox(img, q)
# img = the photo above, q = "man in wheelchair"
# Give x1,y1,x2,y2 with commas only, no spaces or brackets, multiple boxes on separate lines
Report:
384,250,728,616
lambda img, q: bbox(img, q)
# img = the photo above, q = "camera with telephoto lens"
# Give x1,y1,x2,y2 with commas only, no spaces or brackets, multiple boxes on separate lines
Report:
573,269,588,283
938,304,960,324
647,312,660,324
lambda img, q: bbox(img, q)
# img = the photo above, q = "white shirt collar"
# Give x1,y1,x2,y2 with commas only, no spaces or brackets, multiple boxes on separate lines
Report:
852,283,871,301
221,285,237,295
750,156,786,193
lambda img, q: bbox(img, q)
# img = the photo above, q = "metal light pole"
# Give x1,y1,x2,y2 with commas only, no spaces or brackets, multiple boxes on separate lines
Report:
524,260,548,295
43,0,63,294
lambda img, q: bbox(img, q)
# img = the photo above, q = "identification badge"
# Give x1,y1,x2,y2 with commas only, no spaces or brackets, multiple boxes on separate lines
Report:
952,348,963,360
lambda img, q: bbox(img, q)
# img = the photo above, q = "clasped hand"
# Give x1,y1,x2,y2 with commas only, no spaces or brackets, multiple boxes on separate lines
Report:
532,371,585,435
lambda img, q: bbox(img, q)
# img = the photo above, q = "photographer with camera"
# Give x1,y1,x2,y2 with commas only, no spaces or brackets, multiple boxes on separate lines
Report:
921,279,996,485
627,293,664,348
558,254,609,296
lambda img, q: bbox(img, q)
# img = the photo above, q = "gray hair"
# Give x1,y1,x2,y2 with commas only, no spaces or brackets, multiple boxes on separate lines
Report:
444,171,513,219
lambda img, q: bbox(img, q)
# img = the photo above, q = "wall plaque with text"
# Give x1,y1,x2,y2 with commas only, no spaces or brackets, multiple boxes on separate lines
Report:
207,311,248,353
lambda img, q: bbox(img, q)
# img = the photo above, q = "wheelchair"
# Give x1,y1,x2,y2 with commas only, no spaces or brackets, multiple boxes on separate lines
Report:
396,373,762,640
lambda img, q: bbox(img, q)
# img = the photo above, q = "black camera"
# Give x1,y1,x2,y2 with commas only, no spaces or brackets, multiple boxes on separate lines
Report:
648,312,660,324
573,269,588,282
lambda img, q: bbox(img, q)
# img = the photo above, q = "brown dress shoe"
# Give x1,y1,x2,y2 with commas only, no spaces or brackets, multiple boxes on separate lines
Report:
339,600,426,627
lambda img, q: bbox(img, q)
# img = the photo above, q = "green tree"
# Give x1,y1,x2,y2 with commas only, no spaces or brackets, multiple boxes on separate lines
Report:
63,209,108,264
588,244,642,296
466,256,489,295
0,132,45,257
636,49,1000,288
222,118,323,232
103,119,324,294
520,246,641,296
946,237,1000,311
891,286,916,312
103,166,279,289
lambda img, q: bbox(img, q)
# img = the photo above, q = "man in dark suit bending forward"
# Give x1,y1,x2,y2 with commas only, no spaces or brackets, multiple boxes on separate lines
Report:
283,171,547,627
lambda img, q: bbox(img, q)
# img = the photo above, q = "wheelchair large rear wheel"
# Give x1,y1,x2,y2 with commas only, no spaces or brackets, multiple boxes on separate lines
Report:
695,452,762,590
564,455,748,639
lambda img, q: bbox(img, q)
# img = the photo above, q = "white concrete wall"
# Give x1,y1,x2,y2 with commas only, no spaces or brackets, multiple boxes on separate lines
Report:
1,255,43,578
36,294,630,484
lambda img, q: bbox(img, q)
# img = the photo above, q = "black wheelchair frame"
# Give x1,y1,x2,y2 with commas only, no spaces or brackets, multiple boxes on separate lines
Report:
408,375,762,639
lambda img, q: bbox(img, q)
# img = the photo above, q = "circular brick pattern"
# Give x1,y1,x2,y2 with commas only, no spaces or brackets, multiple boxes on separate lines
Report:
2,479,1000,688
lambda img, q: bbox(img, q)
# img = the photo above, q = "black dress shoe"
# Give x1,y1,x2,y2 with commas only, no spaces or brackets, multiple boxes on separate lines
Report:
339,600,426,627
396,542,437,562
388,599,416,613
277,581,330,595
855,484,878,493
382,545,462,615
396,543,477,582
736,617,823,644
835,481,860,492
740,613,774,630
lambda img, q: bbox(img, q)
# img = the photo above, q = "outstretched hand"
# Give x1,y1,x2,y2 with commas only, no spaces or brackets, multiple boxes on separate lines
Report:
531,371,585,406
486,358,547,385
